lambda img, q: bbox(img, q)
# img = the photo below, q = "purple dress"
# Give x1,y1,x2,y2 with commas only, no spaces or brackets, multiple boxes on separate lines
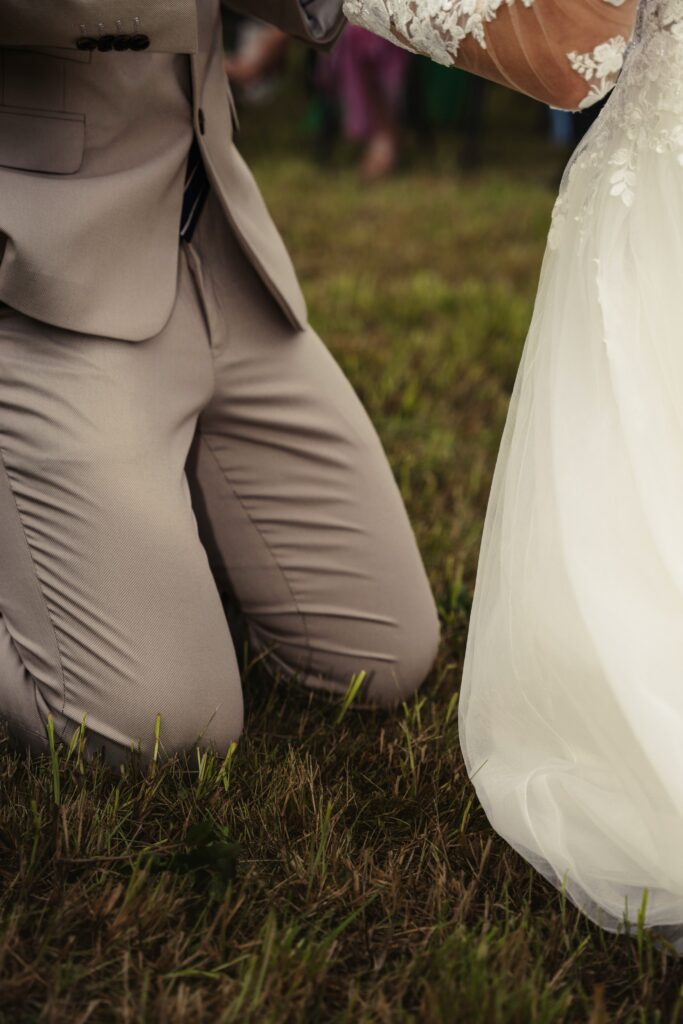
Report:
316,25,410,141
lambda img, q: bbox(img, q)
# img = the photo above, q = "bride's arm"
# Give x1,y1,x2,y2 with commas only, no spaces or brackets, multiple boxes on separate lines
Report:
342,0,640,111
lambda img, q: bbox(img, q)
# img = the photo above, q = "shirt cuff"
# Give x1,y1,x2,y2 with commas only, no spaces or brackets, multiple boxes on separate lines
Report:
299,0,343,39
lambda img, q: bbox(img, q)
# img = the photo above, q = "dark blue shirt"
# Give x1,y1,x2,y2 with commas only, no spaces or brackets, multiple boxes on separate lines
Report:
180,136,211,242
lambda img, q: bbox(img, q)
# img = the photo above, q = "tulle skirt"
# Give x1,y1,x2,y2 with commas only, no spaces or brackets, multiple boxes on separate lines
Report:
458,108,683,951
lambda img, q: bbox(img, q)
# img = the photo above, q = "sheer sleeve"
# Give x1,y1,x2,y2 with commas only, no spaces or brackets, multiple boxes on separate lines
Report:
341,0,640,111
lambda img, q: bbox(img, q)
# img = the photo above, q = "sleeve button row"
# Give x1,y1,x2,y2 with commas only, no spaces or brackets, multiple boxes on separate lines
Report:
76,33,150,52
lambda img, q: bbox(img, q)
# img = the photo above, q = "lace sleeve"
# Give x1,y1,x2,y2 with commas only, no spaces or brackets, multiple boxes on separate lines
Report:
341,0,640,111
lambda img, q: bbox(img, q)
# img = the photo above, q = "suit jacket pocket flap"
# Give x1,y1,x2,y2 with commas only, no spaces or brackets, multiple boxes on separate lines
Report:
0,109,85,174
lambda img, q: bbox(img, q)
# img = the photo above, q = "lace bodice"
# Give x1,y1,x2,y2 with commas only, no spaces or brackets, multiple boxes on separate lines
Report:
343,0,639,111
542,0,683,246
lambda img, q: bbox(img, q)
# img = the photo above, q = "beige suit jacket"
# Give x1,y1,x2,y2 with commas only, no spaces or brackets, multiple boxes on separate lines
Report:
0,0,344,341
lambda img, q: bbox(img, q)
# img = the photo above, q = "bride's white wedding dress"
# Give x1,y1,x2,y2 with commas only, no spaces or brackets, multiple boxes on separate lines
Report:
343,0,683,948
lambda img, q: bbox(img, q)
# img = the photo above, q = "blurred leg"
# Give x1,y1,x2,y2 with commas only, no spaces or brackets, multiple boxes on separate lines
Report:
185,195,440,706
0,251,243,767
459,74,486,173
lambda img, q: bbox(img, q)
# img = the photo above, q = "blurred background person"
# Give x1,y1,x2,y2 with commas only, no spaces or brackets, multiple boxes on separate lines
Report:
405,61,488,173
223,20,289,104
314,26,411,180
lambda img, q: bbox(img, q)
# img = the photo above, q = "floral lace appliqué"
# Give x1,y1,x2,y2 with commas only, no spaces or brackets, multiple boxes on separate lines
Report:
567,36,629,110
342,0,534,67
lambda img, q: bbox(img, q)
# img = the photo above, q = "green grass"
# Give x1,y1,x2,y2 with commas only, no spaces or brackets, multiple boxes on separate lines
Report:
2,87,683,1023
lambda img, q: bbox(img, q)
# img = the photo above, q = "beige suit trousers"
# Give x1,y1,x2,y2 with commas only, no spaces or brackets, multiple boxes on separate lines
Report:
0,192,440,769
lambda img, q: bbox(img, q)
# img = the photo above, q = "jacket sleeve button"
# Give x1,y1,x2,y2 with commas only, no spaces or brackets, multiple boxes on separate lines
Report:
129,34,151,51
97,34,116,51
113,34,132,50
76,36,98,51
